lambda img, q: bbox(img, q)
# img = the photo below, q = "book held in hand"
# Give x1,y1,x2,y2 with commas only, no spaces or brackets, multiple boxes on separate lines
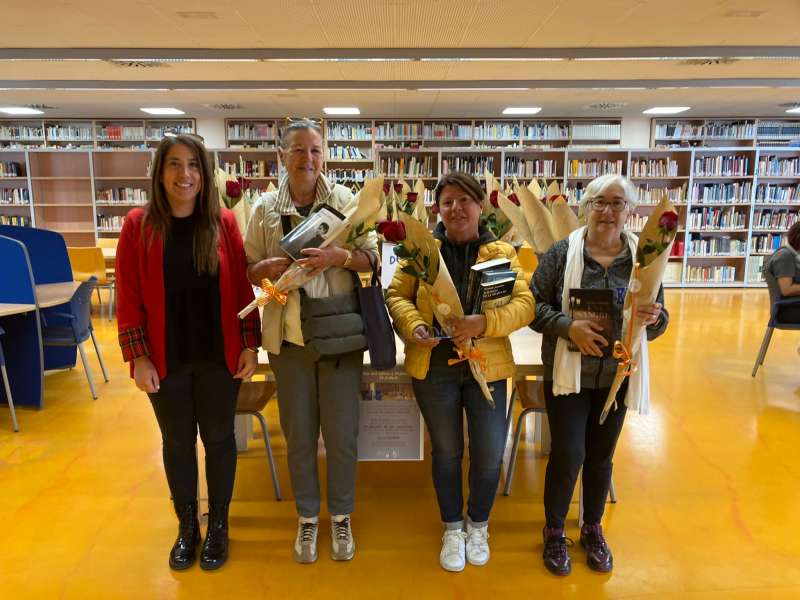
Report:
465,257,512,313
567,288,614,354
473,275,516,314
279,204,347,261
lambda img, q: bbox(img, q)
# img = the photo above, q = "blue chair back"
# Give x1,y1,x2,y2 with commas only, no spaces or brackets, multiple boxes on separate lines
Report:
0,225,72,284
67,277,98,342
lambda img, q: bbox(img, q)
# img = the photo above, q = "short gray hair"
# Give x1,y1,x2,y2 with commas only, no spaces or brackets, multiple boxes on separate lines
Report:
279,118,323,151
579,174,638,214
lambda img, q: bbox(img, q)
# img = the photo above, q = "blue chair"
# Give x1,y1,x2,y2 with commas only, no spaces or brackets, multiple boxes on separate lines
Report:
0,327,19,432
41,276,109,399
752,269,800,377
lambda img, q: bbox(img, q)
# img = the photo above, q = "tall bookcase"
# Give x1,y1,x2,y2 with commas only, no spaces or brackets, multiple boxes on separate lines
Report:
92,150,152,238
324,120,375,186
0,151,32,227
651,117,800,148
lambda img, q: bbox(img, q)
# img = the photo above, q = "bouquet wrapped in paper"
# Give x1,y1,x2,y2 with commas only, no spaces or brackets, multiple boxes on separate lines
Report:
387,211,495,405
599,196,679,424
483,172,514,241
215,166,259,236
238,176,385,325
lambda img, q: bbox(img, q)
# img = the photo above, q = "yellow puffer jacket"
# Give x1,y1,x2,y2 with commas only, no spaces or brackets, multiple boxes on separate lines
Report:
386,239,535,381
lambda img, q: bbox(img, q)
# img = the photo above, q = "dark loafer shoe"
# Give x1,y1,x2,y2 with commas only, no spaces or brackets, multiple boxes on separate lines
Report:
542,526,572,576
580,523,613,573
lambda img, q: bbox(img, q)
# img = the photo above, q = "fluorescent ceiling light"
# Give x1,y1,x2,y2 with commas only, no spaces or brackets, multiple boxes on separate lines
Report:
297,88,406,91
642,106,691,115
323,107,361,115
418,87,529,92
140,107,185,115
785,107,800,114
265,58,411,62
420,57,563,62
502,107,542,115
0,106,44,115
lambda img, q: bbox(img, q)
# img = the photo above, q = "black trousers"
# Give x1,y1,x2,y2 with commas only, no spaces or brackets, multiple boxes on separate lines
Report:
543,380,628,529
148,361,241,506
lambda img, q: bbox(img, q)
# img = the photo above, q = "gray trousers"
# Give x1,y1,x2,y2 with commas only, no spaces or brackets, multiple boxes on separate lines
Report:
270,343,362,517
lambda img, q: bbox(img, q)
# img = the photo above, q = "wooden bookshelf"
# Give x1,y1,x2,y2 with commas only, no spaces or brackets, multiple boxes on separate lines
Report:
651,117,800,148
0,150,33,227
225,118,281,149
92,150,152,239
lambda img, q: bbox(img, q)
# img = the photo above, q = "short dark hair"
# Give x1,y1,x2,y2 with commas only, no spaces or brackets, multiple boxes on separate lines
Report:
434,172,484,205
788,221,800,251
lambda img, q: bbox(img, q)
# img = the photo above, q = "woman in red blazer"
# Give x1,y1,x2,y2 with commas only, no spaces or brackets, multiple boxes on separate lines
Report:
116,134,260,572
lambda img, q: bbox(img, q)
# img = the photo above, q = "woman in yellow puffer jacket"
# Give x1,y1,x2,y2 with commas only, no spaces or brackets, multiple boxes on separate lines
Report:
386,172,534,573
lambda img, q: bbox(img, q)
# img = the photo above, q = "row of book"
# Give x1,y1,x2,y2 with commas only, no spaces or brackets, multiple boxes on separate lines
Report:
96,188,149,203
629,159,679,178
567,159,624,177
374,123,422,140
688,208,747,230
45,125,93,140
693,155,750,177
441,156,495,176
572,123,621,139
0,162,23,177
755,183,800,202
687,235,746,256
0,125,44,140
686,265,737,283
503,157,558,178
96,125,145,141
228,123,277,140
655,122,755,139
756,156,799,177
757,122,800,138
690,182,751,203
475,123,522,140
669,240,684,256
751,233,788,254
664,262,683,282
327,145,371,160
326,123,371,141
379,156,434,178
96,215,125,231
221,160,278,178
746,257,765,282
635,184,687,204
423,123,471,140
522,123,569,139
0,215,31,226
149,124,194,139
752,209,799,231
327,169,375,184
0,187,29,204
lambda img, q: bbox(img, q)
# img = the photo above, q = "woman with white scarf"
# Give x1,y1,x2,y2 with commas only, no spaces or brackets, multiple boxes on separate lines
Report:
530,174,669,576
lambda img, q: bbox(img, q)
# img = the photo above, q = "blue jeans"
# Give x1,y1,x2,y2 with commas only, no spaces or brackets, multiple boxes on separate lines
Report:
412,342,508,525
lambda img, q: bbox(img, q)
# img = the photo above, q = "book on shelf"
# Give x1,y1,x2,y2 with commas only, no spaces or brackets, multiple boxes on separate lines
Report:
755,183,800,203
0,215,31,226
664,262,683,283
465,258,511,314
693,155,750,177
278,204,347,261
566,288,614,353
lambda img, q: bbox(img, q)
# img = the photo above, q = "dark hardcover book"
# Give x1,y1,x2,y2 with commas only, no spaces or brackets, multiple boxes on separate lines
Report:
567,288,614,353
278,204,347,261
465,257,511,313
480,269,517,284
473,276,516,314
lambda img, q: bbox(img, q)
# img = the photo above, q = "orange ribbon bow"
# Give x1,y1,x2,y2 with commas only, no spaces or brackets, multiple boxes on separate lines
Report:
448,345,488,373
256,278,288,307
612,341,637,377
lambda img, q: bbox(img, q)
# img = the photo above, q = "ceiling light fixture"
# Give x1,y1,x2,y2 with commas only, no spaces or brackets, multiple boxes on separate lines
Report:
140,107,185,115
0,106,44,115
323,107,361,115
642,106,691,115
502,107,542,115
417,87,529,92
786,107,800,114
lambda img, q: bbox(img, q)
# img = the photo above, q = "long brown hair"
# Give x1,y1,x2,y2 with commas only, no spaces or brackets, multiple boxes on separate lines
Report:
146,134,220,274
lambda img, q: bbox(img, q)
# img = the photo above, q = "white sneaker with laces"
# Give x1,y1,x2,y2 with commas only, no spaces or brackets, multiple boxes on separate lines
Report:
293,517,319,564
466,522,490,566
331,515,355,561
440,529,467,572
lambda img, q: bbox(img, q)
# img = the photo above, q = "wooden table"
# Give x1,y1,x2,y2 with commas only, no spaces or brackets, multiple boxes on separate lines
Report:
0,303,36,318
35,281,81,308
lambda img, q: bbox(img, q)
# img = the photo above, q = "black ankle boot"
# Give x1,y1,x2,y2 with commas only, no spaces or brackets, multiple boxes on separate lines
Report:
169,502,200,571
200,502,229,571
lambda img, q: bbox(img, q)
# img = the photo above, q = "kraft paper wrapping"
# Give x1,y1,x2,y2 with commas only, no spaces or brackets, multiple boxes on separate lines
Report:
411,179,429,226
551,196,579,241
516,185,558,253
600,196,678,424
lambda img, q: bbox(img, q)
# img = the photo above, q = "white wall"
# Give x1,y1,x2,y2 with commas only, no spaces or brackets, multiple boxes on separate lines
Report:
196,118,226,149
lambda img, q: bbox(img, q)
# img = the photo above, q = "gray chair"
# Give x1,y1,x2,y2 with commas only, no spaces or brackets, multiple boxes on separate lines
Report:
752,268,800,377
236,380,282,501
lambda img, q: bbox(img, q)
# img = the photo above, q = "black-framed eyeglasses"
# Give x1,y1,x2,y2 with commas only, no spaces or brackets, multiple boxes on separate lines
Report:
590,199,627,213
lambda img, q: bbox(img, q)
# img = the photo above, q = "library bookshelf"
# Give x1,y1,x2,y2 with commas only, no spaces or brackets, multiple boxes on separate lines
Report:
650,117,800,148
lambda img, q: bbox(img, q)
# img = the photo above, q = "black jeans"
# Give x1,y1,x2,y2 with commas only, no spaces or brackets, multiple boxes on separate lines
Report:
412,343,508,525
543,380,628,529
148,361,241,506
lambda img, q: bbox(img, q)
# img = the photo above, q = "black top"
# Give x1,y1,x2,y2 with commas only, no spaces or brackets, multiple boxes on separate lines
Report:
163,213,225,369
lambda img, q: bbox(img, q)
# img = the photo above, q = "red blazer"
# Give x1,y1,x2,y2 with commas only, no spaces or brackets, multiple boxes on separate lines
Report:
116,207,261,379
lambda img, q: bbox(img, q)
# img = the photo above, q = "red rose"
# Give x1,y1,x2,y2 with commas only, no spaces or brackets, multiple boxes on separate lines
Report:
226,180,242,199
658,211,679,231
238,176,251,191
489,190,499,208
508,193,520,206
376,219,407,243
394,183,403,193
383,182,391,195
406,192,418,203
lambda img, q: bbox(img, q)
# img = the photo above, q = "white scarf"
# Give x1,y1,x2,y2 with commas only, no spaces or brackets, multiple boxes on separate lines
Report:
552,227,650,415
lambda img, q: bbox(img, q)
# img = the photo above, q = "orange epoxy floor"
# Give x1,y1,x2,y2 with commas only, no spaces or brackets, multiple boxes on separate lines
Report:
1,289,799,599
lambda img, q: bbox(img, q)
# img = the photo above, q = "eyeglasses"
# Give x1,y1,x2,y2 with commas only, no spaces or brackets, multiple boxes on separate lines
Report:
590,199,627,213
285,116,322,124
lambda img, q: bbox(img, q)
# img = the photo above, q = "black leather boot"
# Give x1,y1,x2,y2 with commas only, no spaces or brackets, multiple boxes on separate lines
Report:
200,502,229,571
169,502,200,571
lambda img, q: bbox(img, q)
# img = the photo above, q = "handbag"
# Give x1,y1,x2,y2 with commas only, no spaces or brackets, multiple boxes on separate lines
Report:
355,251,397,371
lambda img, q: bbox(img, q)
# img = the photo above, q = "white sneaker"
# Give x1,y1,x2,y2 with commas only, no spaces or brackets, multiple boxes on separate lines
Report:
466,522,490,566
293,517,318,564
331,515,355,561
440,529,467,572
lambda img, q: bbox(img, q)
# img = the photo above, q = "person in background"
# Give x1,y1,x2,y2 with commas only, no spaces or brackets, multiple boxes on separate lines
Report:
530,174,669,576
766,221,800,322
386,172,534,572
116,134,260,572
244,118,378,564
